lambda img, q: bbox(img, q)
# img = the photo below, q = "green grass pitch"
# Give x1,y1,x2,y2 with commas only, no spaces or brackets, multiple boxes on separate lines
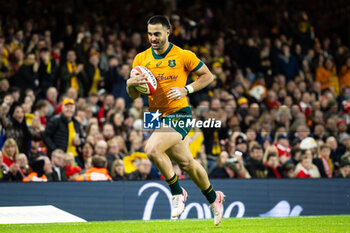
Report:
1,215,349,233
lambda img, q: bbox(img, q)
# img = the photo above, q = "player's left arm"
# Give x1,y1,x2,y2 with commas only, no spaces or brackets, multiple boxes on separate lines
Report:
167,64,213,100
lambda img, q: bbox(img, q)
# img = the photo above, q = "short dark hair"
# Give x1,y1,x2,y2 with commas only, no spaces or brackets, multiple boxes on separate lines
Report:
92,155,107,168
102,122,113,130
10,86,21,93
34,100,48,111
299,154,309,161
88,92,98,97
283,163,295,172
267,152,278,161
40,47,50,53
24,89,34,95
291,146,302,157
147,15,171,30
25,52,35,59
251,144,262,152
108,55,118,61
320,144,330,150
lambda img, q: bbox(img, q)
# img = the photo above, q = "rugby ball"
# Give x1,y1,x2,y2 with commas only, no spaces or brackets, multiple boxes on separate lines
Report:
130,66,157,95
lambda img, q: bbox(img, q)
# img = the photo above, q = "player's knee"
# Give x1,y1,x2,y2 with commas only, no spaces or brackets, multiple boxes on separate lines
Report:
144,146,154,160
145,144,161,161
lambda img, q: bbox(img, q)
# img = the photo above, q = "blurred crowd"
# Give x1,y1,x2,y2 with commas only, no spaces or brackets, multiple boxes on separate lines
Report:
1,0,350,182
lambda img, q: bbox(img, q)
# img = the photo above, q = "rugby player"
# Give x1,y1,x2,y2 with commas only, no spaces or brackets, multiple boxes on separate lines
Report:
127,15,225,225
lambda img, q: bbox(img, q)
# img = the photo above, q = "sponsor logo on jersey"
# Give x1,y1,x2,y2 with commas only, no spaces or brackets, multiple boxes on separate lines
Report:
156,73,178,81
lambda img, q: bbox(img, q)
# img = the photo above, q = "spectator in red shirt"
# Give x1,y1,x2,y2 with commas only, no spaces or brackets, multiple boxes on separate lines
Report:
266,90,281,110
97,94,114,126
33,100,49,126
299,92,312,118
275,134,291,164
319,144,333,178
64,152,81,181
265,153,282,178
337,119,348,138
296,154,312,178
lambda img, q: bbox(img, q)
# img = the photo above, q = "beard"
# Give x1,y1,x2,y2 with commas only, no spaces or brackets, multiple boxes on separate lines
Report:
151,38,166,50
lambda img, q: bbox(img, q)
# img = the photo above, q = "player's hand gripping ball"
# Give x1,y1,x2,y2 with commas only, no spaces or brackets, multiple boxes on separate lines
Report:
130,66,157,95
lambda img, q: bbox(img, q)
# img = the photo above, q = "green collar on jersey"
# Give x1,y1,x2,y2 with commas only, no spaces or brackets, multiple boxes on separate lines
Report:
152,43,173,59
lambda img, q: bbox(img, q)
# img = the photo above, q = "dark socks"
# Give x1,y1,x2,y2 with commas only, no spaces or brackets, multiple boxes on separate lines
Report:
201,184,217,204
166,174,183,195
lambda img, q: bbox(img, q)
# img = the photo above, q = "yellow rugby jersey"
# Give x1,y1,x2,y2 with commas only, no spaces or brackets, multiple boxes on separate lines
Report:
133,43,203,116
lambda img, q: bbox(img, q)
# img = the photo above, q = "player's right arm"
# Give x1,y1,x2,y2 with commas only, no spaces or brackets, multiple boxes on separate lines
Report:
126,73,148,99
127,55,149,99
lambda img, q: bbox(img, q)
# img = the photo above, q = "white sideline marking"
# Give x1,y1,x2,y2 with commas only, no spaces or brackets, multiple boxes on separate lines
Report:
0,205,87,224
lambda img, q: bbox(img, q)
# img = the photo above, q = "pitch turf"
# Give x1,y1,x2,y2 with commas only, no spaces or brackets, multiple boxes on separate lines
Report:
1,215,349,233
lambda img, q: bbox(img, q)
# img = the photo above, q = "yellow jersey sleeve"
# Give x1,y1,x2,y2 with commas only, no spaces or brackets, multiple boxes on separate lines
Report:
132,54,142,68
183,50,204,72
